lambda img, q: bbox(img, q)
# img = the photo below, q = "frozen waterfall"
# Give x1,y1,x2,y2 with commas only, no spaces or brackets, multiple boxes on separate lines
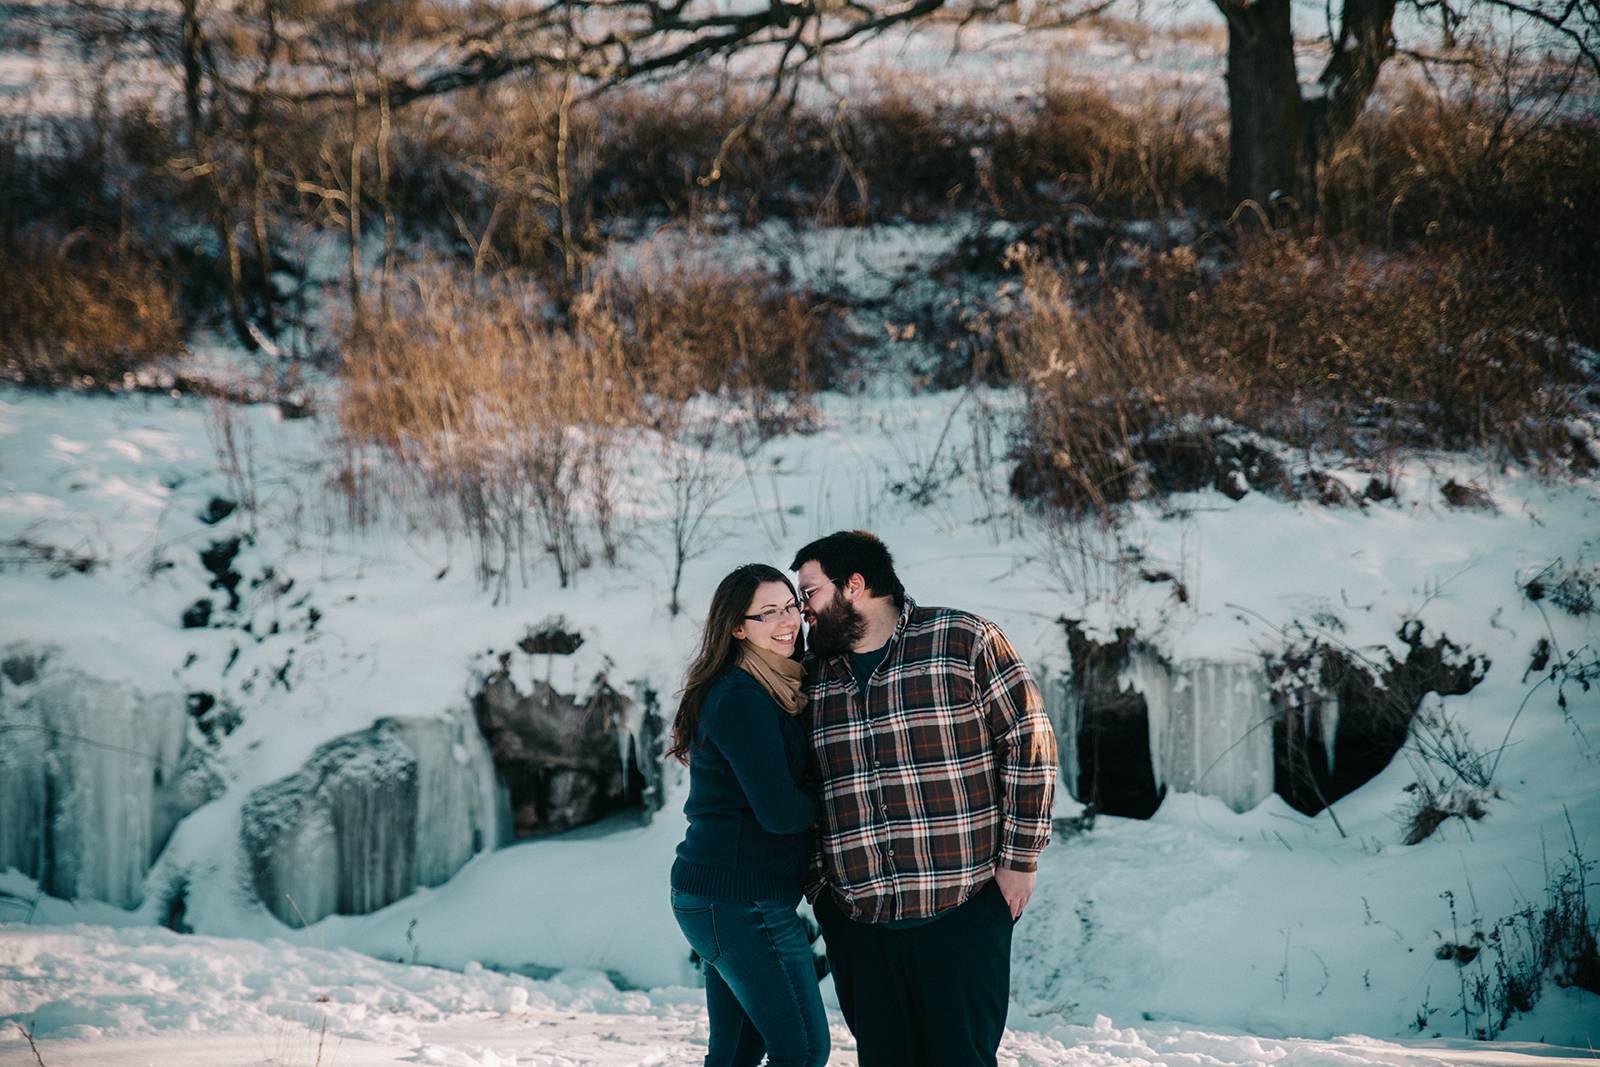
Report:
1120,652,1277,813
241,712,504,926
0,646,196,907
388,716,508,887
1049,649,1280,814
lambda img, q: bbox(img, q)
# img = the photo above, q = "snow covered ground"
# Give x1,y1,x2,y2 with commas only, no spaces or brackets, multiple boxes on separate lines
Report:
3,923,1598,1066
2,373,1597,1063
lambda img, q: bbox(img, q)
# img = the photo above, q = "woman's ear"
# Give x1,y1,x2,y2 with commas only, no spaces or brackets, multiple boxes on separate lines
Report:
732,626,746,641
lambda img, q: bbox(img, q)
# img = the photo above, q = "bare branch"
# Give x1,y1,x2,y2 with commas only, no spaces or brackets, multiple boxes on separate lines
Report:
1474,0,1600,77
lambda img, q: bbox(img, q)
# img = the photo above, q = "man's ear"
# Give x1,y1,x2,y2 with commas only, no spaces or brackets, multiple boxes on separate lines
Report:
846,573,866,599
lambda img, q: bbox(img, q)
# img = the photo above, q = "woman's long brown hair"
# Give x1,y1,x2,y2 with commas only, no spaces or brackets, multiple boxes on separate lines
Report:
668,563,803,763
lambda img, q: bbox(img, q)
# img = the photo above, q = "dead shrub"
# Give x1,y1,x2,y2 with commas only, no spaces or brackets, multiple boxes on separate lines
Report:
1324,84,1600,296
0,230,183,387
1186,238,1582,460
587,82,802,221
1003,237,1589,514
1401,782,1488,845
381,78,815,272
1441,820,1600,1041
990,82,1227,219
0,95,200,333
376,71,1226,238
999,246,1210,515
335,249,836,596
380,79,582,279
577,254,845,438
338,262,634,598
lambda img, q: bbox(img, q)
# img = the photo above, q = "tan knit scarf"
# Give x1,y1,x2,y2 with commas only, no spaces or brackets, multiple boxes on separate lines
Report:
737,641,807,716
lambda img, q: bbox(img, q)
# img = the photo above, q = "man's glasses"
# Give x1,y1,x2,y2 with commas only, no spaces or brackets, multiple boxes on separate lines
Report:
743,602,801,624
797,578,835,606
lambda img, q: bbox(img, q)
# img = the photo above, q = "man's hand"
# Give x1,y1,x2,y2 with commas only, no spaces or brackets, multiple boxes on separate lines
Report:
994,866,1036,919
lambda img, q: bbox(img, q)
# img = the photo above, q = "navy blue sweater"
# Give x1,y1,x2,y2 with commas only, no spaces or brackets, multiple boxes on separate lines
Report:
671,669,818,901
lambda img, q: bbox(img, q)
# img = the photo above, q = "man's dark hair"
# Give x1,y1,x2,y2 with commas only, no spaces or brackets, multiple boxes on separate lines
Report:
791,530,906,606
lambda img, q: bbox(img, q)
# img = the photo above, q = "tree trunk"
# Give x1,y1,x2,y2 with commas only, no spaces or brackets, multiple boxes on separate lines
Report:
180,0,256,350
1216,0,1303,214
246,0,282,341
1302,0,1397,211
180,0,203,146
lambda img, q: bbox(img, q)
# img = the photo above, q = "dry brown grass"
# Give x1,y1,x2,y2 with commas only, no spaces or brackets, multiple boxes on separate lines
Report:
583,252,840,426
0,230,184,387
1001,246,1210,513
1002,236,1590,514
1324,83,1600,299
381,80,578,276
338,262,629,596
375,70,1229,243
1187,238,1580,456
335,251,837,590
990,81,1227,218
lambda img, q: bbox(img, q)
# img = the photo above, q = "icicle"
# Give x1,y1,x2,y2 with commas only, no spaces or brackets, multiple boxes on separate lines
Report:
1184,661,1275,812
386,714,501,887
1040,666,1081,801
0,653,186,908
1319,691,1340,774
242,728,415,925
1119,651,1172,797
1118,654,1276,813
244,713,506,926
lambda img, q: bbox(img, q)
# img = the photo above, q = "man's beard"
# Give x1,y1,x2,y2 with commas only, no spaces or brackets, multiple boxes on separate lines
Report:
807,595,866,658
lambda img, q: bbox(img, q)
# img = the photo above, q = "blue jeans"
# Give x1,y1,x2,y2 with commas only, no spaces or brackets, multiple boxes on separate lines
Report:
671,889,830,1067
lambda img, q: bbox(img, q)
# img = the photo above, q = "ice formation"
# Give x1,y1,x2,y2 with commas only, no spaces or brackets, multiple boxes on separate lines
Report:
1120,652,1277,813
241,712,503,926
1042,669,1083,800
386,716,508,887
1048,651,1279,814
0,645,195,907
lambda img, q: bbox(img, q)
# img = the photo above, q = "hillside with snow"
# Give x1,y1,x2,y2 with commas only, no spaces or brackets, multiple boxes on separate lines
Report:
4,0,1599,1062
4,373,1598,1063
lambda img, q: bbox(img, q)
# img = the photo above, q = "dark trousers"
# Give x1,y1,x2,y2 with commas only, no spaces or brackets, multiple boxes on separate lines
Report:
815,880,1015,1067
671,889,831,1067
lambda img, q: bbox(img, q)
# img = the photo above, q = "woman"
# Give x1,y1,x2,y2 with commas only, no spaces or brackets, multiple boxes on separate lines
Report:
669,563,830,1067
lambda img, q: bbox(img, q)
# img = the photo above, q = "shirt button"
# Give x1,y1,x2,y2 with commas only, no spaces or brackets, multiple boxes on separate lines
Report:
886,849,894,858
873,760,881,768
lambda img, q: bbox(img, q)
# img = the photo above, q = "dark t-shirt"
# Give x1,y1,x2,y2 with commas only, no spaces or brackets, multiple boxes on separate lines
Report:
848,644,889,694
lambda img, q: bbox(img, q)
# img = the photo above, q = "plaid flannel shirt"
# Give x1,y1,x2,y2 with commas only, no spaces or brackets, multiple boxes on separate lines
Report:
804,598,1057,923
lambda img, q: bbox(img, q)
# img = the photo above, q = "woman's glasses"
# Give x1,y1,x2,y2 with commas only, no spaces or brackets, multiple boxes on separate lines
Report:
743,602,801,624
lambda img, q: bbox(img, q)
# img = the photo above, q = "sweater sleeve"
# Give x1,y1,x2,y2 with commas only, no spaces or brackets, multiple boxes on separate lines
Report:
974,620,1057,872
704,679,820,835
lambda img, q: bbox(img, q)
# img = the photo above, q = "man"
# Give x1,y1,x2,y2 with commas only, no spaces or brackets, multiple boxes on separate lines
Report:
791,530,1057,1067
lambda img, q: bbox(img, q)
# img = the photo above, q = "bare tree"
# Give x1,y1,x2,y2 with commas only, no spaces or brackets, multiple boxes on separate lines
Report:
1214,0,1598,213
219,0,1595,216
657,419,734,617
